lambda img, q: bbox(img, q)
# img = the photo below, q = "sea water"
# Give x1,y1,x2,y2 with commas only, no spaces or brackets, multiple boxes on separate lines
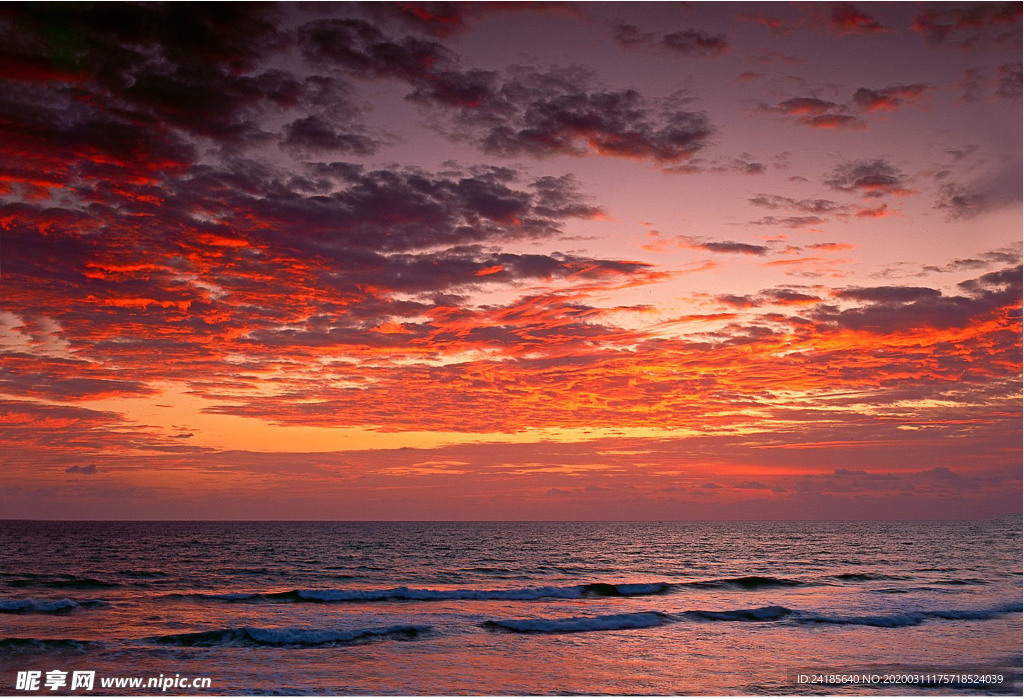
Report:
1,519,1020,695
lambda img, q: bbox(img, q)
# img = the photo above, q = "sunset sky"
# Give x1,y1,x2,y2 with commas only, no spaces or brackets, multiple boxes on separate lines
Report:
1,1,1021,520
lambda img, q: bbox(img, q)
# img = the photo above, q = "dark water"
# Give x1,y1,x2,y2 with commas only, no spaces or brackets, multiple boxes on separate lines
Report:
1,519,1020,695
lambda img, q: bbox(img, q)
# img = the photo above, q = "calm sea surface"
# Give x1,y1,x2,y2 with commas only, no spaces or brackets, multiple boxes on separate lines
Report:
1,519,1020,695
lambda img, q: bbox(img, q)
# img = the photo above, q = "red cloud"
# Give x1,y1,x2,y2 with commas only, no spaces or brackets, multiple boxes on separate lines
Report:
852,85,931,112
831,3,889,35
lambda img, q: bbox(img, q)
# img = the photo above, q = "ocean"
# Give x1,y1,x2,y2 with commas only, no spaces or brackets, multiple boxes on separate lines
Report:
1,519,1020,695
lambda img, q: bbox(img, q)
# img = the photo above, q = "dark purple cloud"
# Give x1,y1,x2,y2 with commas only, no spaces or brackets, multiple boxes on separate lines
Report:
666,156,766,175
750,215,827,229
421,66,714,162
837,287,942,304
611,24,728,57
957,265,1023,293
613,24,656,46
825,159,913,198
0,2,384,202
168,162,603,255
661,29,729,57
0,3,333,146
1,160,617,348
996,62,1022,99
814,266,1022,333
283,115,377,155
299,19,714,163
922,248,1021,274
766,82,929,131
762,96,863,130
356,1,582,38
695,241,771,256
299,17,450,82
936,183,989,220
956,68,988,102
912,2,1022,49
0,353,156,401
749,193,847,214
718,288,822,309
851,84,931,111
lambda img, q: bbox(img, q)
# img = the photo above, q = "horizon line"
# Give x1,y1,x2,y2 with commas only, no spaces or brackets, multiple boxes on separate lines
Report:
2,516,1020,523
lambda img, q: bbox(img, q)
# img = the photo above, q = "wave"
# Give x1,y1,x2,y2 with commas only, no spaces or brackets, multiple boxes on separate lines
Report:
5,575,119,589
504,601,1024,635
483,611,674,634
684,602,1023,628
793,602,1023,628
117,569,169,579
0,638,97,652
217,567,274,576
685,605,794,622
681,576,806,590
831,573,910,582
189,581,674,603
151,624,430,647
872,586,942,595
0,598,106,614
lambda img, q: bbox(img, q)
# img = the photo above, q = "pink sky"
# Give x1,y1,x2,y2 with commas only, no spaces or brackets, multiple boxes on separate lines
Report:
1,2,1021,519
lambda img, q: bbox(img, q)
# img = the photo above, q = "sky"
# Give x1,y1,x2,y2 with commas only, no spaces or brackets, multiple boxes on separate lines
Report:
1,1,1021,520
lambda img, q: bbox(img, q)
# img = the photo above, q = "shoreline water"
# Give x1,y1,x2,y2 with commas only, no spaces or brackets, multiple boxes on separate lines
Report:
2,519,1020,695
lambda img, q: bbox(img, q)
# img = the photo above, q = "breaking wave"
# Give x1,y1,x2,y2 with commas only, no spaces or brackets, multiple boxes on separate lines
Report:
680,576,807,590
4,575,119,589
684,605,794,622
482,602,1022,635
151,624,431,647
483,611,674,634
0,598,106,614
187,581,674,603
794,602,1023,628
831,573,910,582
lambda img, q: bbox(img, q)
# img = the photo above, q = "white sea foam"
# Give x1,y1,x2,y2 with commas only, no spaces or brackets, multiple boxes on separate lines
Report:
203,581,673,603
797,602,1023,628
0,598,103,614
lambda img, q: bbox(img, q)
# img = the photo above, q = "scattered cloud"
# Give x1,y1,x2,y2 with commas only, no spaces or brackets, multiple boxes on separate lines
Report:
431,67,715,162
689,240,771,256
912,2,1022,49
749,193,847,214
661,29,729,57
357,1,583,38
750,215,827,229
612,24,729,58
0,3,1018,520
736,11,801,36
297,19,715,164
936,183,989,220
830,4,890,35
851,84,931,111
665,155,767,175
763,83,930,130
825,159,914,198
996,62,1023,99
